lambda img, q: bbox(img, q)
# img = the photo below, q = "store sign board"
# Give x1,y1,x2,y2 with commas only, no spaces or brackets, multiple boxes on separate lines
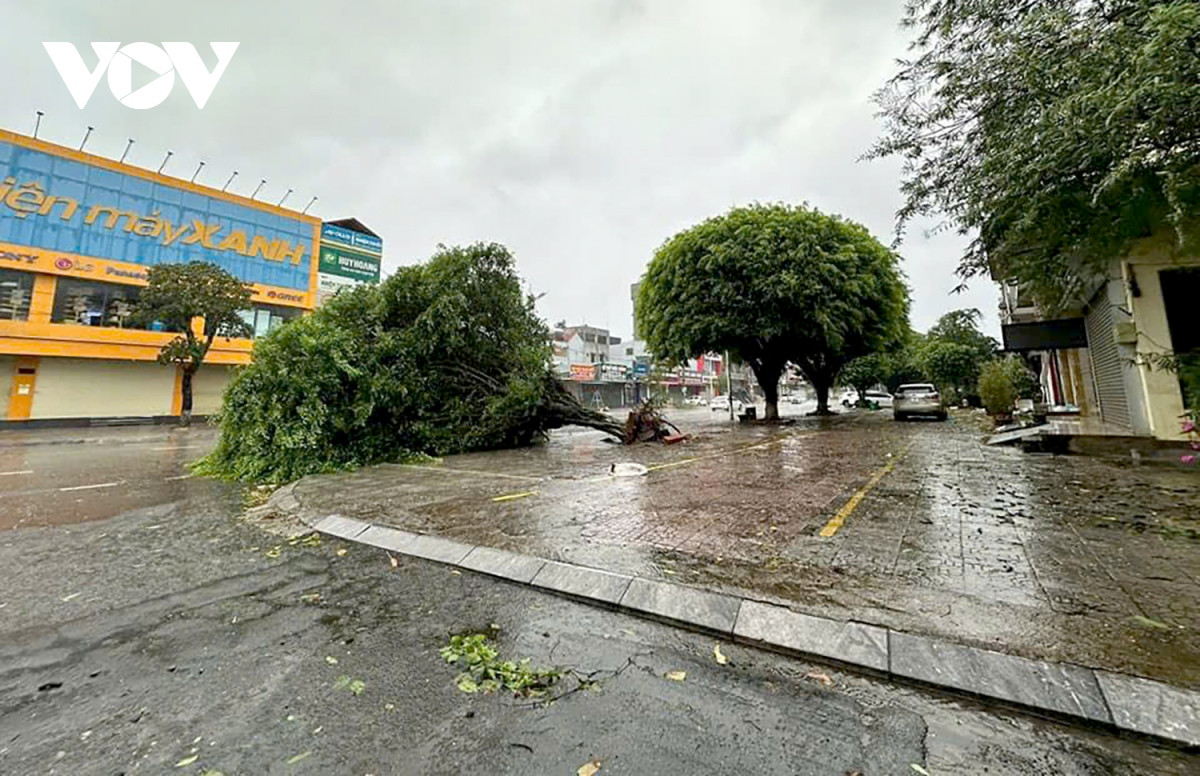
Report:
321,223,382,254
0,133,317,291
0,241,311,307
318,245,380,283
569,363,596,381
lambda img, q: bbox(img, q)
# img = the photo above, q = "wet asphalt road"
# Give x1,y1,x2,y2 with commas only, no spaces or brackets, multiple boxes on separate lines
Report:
0,427,1197,774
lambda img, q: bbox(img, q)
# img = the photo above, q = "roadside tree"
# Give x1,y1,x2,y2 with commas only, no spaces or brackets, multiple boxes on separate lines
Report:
918,340,978,405
869,0,1200,311
198,243,625,483
840,353,889,404
132,262,252,427
636,204,909,418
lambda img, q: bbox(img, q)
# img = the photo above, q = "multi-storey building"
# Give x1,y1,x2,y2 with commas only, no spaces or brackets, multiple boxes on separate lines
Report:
0,128,378,425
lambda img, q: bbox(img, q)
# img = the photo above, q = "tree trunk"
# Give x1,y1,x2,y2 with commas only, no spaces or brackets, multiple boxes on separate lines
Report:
813,380,833,415
762,375,779,421
180,366,195,428
749,360,783,422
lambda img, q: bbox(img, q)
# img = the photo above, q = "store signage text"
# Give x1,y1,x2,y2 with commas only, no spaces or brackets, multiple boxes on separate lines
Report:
43,42,239,110
0,177,309,265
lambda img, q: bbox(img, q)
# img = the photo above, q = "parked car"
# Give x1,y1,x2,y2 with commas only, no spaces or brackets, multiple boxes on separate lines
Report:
683,394,706,406
709,395,746,413
893,383,947,421
862,390,894,409
783,394,806,405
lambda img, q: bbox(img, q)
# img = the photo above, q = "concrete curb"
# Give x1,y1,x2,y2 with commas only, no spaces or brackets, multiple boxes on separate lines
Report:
308,512,1200,749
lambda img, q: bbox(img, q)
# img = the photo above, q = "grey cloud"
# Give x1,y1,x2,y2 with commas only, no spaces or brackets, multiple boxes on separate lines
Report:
0,0,999,339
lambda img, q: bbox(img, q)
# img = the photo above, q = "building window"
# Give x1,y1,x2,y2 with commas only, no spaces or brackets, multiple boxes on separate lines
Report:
625,347,633,356
0,269,34,321
238,304,301,339
51,278,142,328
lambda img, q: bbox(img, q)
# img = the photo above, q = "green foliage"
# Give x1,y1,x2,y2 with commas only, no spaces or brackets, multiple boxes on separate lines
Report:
196,243,618,484
978,359,1018,416
333,675,366,696
636,203,910,414
916,309,998,401
840,353,889,399
870,1,1200,311
440,634,561,697
131,261,253,368
919,341,978,403
977,356,1038,415
885,330,929,392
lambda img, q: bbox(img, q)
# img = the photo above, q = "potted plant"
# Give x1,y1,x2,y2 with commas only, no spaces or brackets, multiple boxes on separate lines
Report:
978,359,1018,423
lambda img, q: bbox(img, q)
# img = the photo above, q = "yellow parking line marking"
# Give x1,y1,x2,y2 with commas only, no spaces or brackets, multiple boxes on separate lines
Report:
492,490,538,502
819,450,907,538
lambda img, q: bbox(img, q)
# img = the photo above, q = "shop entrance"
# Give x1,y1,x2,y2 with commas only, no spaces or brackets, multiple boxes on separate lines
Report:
6,357,38,420
1160,267,1200,409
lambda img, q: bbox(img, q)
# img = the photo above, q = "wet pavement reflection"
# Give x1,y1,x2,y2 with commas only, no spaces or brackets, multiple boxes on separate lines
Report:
290,407,1200,688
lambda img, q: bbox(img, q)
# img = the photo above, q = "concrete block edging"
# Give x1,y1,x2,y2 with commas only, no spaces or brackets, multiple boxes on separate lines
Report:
309,514,1199,749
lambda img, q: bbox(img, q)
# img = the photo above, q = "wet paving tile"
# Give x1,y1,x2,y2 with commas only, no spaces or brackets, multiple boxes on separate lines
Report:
291,410,1200,687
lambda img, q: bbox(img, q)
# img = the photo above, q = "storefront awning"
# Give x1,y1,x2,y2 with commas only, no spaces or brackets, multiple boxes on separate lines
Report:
1002,318,1088,352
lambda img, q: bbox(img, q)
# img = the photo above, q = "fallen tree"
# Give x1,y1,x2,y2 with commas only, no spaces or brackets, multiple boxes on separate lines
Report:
196,243,627,483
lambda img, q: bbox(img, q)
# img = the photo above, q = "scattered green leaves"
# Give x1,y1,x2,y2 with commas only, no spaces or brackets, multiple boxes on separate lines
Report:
440,634,561,697
286,751,312,765
1132,616,1172,631
288,532,322,547
334,675,366,696
175,755,199,767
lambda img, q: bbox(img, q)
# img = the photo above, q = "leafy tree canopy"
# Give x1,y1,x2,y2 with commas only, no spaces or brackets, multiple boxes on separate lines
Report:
840,353,890,400
131,261,253,425
870,0,1200,311
636,203,910,416
197,243,621,483
919,340,981,402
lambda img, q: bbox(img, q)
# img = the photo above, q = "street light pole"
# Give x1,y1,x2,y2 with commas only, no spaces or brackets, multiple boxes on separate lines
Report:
726,350,734,422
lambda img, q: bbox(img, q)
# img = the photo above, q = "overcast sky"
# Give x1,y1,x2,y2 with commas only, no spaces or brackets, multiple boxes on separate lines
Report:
1,0,1000,339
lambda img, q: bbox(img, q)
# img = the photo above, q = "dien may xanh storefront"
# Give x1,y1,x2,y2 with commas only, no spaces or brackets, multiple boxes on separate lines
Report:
0,127,346,424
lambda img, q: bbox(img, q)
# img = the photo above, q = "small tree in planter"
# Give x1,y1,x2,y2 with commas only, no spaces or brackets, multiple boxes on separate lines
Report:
977,359,1017,420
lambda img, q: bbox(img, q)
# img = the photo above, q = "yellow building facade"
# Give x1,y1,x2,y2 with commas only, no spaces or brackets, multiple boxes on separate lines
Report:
0,128,320,424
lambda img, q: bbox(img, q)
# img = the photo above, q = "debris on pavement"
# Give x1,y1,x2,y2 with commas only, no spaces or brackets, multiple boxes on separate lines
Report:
622,399,684,444
713,644,729,665
578,759,602,776
664,670,687,682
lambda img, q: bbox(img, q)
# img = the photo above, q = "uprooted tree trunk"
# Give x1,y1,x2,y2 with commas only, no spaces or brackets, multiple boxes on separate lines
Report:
540,376,628,440
621,399,681,443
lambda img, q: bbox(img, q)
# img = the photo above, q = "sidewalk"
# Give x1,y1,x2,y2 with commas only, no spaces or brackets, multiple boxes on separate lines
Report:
300,508,1199,748
264,408,1200,744
0,423,217,448
277,411,1200,691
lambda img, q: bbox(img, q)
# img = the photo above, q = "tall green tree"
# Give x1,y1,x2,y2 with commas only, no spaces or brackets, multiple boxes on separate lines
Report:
636,204,910,417
132,262,252,427
920,308,998,400
840,353,889,403
919,340,979,404
869,0,1200,311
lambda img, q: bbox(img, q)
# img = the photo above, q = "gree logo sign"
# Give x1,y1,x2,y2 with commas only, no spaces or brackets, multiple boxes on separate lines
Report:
42,42,239,110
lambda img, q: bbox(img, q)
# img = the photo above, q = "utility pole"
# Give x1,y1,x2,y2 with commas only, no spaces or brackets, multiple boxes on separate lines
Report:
726,350,734,422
